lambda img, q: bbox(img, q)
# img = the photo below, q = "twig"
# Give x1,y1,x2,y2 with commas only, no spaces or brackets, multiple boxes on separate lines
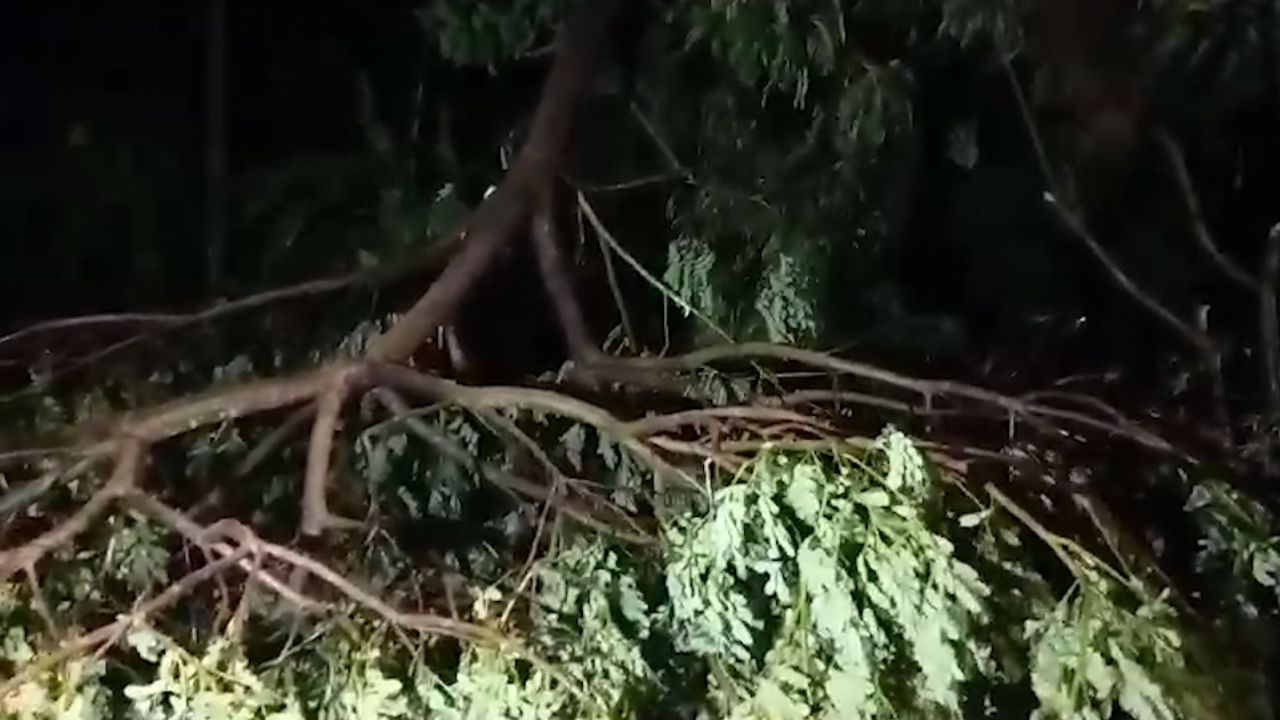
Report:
589,203,637,349
577,192,733,342
628,102,693,182
23,566,59,637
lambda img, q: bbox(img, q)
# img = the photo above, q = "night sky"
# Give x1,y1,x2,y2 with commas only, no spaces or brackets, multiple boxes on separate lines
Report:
0,1,427,322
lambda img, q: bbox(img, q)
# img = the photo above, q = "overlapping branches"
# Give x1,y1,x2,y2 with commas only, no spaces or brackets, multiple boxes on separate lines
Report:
0,3,1198,689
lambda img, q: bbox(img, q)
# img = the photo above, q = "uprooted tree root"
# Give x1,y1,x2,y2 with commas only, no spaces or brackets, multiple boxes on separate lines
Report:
0,0,1204,699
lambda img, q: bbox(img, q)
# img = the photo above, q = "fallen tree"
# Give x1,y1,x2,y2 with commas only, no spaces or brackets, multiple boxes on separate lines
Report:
1,1,1279,718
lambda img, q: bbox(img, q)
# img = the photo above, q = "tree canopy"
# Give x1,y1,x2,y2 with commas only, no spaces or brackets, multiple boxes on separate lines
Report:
1,1,1279,718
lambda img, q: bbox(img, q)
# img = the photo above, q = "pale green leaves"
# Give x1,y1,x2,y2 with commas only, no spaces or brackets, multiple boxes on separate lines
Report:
664,429,991,718
1026,579,1185,720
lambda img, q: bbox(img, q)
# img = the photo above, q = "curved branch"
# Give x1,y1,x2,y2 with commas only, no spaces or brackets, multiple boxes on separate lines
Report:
1002,56,1230,439
0,439,144,580
1157,128,1260,292
302,367,365,536
614,342,1177,454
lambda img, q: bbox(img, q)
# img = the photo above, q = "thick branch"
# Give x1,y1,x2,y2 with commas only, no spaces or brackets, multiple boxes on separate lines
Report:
366,0,622,363
302,368,364,535
533,203,599,362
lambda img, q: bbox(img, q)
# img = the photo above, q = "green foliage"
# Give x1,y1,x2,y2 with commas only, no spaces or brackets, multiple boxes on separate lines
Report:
0,431,1251,719
427,0,573,69
664,430,991,718
1186,479,1280,610
1026,570,1186,720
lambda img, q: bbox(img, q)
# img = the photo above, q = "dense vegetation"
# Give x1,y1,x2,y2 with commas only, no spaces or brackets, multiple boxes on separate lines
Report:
2,0,1280,717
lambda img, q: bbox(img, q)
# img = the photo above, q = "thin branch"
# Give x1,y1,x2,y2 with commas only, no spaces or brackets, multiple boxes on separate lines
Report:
575,172,680,193
204,517,504,642
588,205,638,349
577,192,734,342
0,312,184,349
624,406,833,438
0,439,144,580
1157,128,1260,291
0,545,252,700
1261,224,1280,468
768,389,922,415
0,458,97,517
628,102,693,182
127,493,320,612
366,363,701,497
618,342,1177,454
1002,56,1230,438
236,404,316,477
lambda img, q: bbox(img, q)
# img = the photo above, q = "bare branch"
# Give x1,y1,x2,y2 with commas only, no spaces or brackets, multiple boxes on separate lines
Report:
302,368,365,536
533,203,600,362
1001,56,1231,439
367,0,623,363
1157,128,1260,291
0,439,144,580
127,494,321,612
618,342,1177,454
1260,224,1280,468
624,406,834,438
199,517,504,643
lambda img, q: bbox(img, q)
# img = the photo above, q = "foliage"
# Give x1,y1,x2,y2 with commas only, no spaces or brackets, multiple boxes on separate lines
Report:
664,432,991,718
6,0,1280,718
1025,569,1186,720
4,431,1251,719
1186,479,1280,612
